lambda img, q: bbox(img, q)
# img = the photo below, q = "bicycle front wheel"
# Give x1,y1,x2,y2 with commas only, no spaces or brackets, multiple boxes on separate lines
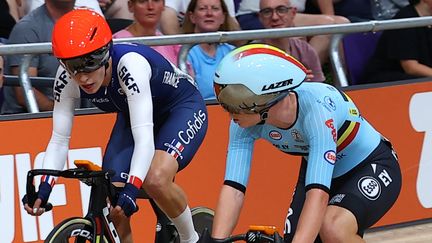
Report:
45,217,100,243
191,206,214,238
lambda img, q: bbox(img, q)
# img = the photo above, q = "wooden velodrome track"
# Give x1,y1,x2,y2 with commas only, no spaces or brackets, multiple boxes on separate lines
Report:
364,219,432,242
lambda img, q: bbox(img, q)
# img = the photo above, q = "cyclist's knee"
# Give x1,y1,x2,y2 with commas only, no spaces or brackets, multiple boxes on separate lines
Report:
143,169,172,197
320,213,358,242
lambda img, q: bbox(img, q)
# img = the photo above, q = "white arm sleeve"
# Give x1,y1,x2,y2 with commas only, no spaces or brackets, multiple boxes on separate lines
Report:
117,52,155,183
42,67,80,170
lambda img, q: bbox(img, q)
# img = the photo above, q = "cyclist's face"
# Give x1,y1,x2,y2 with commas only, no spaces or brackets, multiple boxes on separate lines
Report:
231,112,261,128
70,62,110,94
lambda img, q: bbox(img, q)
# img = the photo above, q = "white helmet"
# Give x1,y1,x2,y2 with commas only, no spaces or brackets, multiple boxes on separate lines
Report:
214,44,307,114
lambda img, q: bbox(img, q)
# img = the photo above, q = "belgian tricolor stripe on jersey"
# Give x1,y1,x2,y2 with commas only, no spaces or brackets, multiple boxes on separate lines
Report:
337,120,360,152
337,88,353,102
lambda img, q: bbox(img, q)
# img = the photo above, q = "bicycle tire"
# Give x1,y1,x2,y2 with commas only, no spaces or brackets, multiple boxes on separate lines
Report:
45,217,102,243
162,206,214,243
191,206,214,238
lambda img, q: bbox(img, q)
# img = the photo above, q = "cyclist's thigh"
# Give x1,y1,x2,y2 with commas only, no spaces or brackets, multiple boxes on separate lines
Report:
154,94,208,171
103,112,134,183
328,140,402,235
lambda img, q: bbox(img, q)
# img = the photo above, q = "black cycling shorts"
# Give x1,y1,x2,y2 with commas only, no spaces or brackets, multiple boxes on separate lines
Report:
284,139,402,242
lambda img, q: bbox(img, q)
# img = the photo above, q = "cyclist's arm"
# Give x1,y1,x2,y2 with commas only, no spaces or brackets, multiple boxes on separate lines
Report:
43,68,79,170
292,188,329,243
25,68,78,216
212,121,257,238
293,91,337,241
117,52,154,186
212,185,245,238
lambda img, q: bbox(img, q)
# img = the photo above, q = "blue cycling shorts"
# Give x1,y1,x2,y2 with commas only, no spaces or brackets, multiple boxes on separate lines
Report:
102,92,208,183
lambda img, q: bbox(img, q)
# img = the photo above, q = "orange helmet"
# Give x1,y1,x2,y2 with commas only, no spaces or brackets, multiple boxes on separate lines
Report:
52,9,113,74
52,8,112,59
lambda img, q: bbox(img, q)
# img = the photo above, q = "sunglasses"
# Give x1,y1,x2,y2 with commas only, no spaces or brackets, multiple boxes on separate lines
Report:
60,42,112,75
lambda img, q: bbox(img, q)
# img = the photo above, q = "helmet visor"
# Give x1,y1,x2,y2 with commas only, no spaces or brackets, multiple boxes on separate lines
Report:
215,83,290,114
59,42,111,75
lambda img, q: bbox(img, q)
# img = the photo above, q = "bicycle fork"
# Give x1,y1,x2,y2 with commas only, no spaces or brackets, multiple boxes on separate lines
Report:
102,206,121,243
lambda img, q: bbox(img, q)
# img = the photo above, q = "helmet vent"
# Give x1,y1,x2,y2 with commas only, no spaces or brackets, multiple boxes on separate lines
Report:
90,27,98,41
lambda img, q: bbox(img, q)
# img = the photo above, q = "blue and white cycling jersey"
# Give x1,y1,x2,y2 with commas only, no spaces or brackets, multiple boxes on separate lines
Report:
225,82,381,191
44,43,204,184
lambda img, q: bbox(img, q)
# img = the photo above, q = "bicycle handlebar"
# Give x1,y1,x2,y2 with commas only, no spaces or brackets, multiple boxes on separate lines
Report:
25,168,115,212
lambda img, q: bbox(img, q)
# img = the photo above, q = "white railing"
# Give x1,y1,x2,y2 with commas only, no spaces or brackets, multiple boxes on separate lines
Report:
1,17,432,113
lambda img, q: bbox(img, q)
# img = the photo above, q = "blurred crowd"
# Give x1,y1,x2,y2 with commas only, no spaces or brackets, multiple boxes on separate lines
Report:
1,0,431,114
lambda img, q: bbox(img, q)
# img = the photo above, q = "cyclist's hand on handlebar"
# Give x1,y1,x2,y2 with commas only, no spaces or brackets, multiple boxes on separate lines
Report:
22,182,53,216
114,183,139,217
23,198,45,216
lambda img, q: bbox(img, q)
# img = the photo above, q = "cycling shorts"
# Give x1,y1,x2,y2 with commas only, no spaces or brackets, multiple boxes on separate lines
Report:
284,138,402,241
102,92,208,183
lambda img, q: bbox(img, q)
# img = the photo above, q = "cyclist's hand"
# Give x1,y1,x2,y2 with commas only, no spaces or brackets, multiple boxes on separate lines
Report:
114,183,139,217
22,182,53,216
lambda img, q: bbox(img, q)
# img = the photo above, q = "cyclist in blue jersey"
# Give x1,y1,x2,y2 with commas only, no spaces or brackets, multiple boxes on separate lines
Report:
206,44,401,243
22,9,207,243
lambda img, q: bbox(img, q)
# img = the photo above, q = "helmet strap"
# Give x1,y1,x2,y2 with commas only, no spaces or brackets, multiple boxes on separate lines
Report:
103,60,110,77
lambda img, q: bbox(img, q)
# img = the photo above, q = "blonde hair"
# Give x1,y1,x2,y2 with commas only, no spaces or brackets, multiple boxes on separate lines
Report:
182,0,238,34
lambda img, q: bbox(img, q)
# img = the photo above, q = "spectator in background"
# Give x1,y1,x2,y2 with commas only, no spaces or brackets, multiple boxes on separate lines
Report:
22,0,103,15
236,0,349,64
258,0,325,82
160,0,241,35
341,0,408,22
183,0,237,100
361,0,432,84
0,0,19,40
113,0,184,66
99,0,133,19
1,0,76,114
7,0,24,21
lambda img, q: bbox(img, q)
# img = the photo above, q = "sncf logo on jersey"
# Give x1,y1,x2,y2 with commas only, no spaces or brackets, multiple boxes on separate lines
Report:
164,139,184,160
54,70,69,102
119,66,140,94
325,119,337,142
261,79,293,91
324,150,336,164
178,110,207,145
162,71,180,88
